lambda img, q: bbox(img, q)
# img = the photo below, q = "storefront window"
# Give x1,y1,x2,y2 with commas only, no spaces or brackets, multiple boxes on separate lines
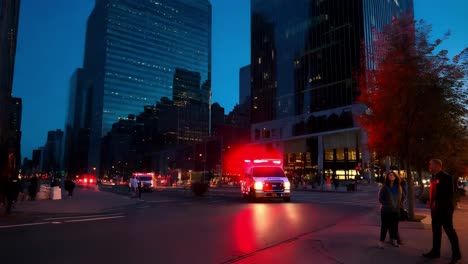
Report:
336,148,345,160
348,149,357,160
324,149,334,161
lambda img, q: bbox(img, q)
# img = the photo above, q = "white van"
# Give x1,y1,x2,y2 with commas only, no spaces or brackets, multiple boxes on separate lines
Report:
240,159,291,202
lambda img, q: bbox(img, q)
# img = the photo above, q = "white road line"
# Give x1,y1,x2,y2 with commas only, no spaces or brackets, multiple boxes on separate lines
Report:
65,215,125,223
146,200,173,203
180,203,193,205
0,222,51,229
44,213,123,221
138,206,150,209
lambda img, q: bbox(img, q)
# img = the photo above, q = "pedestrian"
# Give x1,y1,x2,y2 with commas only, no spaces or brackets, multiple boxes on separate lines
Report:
130,176,138,198
11,176,22,205
422,159,461,264
19,176,29,201
64,177,75,197
378,171,404,248
0,174,8,210
28,175,38,201
137,180,142,199
326,175,332,191
333,176,339,191
5,175,21,214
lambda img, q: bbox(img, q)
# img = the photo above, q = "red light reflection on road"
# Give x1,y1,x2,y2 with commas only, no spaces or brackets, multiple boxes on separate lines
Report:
232,207,256,253
232,204,302,254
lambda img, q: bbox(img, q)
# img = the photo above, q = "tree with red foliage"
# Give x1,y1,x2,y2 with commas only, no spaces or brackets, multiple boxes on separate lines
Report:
357,12,468,220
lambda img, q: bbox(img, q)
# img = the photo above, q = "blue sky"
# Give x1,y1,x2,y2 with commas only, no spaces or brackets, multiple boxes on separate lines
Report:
12,0,467,159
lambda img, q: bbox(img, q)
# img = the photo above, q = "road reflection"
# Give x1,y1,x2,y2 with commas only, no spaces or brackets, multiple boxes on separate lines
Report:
232,203,303,254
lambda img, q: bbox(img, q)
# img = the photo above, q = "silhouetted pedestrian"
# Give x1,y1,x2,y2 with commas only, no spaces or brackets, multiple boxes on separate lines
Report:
423,159,461,264
28,176,38,200
5,176,21,214
137,181,142,199
332,176,339,191
64,177,75,197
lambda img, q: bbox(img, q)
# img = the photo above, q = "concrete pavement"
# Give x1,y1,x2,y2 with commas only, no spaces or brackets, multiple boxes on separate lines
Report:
8,186,141,214
3,181,466,264
238,198,468,264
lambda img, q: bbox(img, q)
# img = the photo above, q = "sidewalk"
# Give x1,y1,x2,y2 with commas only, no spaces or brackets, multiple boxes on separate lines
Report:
9,186,141,215
240,198,468,264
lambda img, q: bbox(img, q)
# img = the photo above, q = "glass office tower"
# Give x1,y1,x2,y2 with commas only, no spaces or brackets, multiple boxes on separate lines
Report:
0,0,21,176
250,0,413,179
83,0,211,172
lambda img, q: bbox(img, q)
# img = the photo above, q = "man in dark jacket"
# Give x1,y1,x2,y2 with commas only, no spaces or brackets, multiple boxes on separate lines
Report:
423,159,461,264
28,175,38,200
5,175,21,214
64,177,75,197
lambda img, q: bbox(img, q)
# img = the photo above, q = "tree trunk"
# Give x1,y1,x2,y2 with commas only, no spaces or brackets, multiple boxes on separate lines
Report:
406,158,415,220
417,167,424,197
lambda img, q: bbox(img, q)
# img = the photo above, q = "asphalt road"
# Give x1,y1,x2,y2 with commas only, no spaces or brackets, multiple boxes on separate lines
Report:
0,188,378,264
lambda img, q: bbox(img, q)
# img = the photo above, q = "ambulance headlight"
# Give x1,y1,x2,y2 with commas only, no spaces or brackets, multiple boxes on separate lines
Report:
254,182,263,190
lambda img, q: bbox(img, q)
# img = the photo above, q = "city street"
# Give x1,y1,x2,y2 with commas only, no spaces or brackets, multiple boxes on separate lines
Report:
2,185,467,264
0,186,379,264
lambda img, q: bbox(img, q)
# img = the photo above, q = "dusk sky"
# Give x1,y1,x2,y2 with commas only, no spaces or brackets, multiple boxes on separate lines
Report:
12,0,467,159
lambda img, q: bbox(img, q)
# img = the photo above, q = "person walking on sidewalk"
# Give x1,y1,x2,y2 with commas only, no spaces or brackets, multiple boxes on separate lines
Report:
137,180,143,199
64,177,75,197
130,176,139,198
28,175,38,201
423,159,461,264
378,171,404,248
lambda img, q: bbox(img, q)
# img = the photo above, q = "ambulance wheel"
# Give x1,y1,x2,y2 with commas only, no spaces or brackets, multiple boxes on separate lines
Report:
283,197,291,202
248,190,256,203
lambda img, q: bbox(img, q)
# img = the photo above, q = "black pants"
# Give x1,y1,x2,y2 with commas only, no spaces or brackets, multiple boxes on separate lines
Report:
380,211,399,241
431,209,461,257
137,187,142,198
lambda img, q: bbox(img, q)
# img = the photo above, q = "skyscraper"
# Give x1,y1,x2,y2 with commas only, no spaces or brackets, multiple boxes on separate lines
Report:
42,129,64,174
64,68,92,175
250,0,413,179
239,65,251,105
0,0,21,177
71,0,211,173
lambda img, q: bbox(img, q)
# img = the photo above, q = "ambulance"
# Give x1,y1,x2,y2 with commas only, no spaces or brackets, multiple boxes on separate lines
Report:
240,158,291,202
132,172,155,191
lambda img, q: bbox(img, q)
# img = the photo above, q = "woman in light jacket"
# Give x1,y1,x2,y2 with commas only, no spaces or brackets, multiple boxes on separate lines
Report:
378,171,403,248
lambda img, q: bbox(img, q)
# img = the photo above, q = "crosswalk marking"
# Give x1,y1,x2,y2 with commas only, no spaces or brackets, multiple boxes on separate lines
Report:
65,215,125,223
43,213,123,221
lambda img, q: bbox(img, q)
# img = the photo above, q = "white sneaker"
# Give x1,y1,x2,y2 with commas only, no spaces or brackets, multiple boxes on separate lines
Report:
392,240,399,247
378,241,385,249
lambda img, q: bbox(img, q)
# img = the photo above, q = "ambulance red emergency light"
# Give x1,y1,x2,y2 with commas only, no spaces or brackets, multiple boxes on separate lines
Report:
76,174,96,185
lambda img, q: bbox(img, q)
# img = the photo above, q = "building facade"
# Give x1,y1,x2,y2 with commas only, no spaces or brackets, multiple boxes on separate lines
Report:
64,68,92,176
68,0,211,174
250,0,413,181
42,129,64,175
0,0,21,178
239,64,251,105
